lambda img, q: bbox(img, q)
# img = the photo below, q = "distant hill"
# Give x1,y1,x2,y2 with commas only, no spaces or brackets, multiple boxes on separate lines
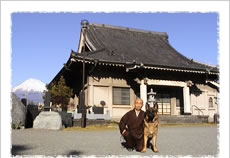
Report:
12,78,47,104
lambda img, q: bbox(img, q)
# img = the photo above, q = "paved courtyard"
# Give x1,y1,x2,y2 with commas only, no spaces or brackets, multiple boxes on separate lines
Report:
11,125,218,157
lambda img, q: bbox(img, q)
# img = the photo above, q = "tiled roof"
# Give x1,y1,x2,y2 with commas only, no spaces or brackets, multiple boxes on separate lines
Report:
49,22,219,86
72,22,218,74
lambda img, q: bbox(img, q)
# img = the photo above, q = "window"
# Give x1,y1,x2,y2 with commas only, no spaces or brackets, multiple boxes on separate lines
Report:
113,87,130,105
209,97,213,107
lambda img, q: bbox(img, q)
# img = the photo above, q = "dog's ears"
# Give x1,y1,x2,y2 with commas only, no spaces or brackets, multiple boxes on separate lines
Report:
145,103,150,111
154,103,158,110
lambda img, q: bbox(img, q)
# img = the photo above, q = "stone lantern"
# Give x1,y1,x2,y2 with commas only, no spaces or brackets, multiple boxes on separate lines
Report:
147,88,157,107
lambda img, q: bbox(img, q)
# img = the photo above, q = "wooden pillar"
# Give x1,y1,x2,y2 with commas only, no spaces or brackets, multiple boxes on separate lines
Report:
140,79,147,111
87,85,93,107
183,86,191,114
108,86,113,117
171,97,176,115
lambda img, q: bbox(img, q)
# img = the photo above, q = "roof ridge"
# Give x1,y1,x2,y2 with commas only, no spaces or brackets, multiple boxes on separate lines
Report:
190,59,218,68
89,22,168,38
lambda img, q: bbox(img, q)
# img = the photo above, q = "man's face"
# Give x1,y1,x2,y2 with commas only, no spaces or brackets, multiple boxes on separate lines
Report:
135,99,143,111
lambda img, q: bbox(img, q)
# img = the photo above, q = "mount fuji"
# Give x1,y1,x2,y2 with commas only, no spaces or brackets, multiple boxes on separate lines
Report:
12,78,47,104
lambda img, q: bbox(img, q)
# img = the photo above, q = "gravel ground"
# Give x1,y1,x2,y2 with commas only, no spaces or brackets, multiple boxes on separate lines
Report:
11,125,218,157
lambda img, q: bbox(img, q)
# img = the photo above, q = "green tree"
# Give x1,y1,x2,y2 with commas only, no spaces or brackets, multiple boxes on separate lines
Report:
47,76,73,111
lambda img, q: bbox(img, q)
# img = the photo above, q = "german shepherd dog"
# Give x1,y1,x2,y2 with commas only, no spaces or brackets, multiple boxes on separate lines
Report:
141,102,159,152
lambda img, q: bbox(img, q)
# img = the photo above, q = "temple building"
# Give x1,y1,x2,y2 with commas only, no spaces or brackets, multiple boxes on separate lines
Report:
50,20,219,122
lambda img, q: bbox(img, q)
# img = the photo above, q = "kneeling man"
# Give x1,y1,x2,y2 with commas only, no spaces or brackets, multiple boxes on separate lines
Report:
119,98,145,152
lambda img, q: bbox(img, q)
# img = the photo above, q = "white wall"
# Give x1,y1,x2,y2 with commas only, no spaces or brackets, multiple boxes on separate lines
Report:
191,84,218,122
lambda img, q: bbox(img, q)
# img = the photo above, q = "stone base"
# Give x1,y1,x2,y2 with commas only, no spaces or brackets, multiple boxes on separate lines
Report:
74,111,110,120
58,112,73,128
159,115,209,124
183,112,192,115
73,119,111,127
33,112,62,130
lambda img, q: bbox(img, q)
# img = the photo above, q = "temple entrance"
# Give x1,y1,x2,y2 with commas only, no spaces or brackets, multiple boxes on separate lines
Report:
147,85,184,115
155,94,171,115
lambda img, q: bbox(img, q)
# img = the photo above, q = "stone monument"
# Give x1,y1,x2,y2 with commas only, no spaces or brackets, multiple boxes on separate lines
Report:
33,92,62,130
11,92,27,128
33,111,62,130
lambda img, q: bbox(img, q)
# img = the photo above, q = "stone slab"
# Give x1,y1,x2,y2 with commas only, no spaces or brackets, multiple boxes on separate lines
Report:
11,92,27,127
33,111,62,130
73,119,111,127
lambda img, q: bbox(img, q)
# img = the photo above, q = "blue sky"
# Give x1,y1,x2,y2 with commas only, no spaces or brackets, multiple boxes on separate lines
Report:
11,12,218,87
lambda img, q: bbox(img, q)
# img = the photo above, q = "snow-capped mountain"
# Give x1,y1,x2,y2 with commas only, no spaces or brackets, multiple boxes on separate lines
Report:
12,78,47,104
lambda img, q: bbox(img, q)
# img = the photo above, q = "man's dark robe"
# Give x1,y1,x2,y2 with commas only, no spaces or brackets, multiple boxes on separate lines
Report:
119,109,145,151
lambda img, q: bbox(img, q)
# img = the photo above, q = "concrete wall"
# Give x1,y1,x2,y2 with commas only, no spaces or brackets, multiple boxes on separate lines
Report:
86,76,135,118
191,84,218,122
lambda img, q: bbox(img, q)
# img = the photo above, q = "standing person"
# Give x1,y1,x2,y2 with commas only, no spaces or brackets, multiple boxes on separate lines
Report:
119,98,145,152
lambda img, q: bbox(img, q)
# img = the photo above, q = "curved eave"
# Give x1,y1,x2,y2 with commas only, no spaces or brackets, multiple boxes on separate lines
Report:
70,58,125,67
70,56,219,75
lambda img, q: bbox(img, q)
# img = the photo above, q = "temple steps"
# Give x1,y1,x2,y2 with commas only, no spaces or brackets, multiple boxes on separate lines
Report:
158,115,209,124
